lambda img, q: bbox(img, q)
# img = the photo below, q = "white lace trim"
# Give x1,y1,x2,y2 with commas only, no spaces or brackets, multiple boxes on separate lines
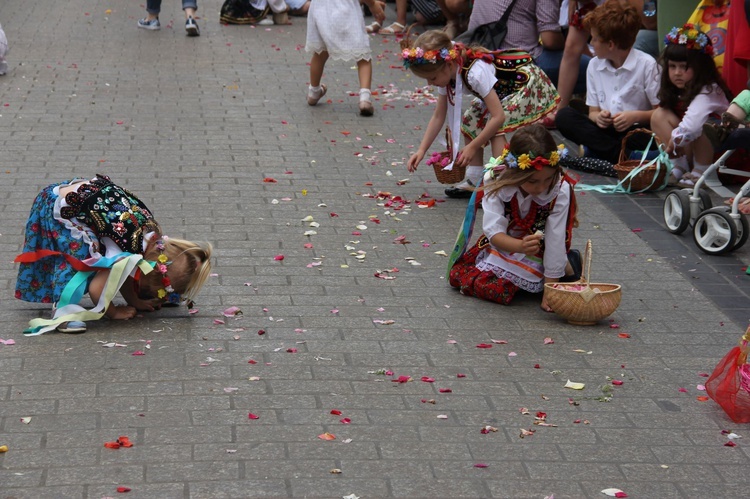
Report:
475,259,544,293
306,45,372,62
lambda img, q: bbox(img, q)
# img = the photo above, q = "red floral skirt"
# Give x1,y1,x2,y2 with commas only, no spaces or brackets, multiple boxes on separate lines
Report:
448,237,519,305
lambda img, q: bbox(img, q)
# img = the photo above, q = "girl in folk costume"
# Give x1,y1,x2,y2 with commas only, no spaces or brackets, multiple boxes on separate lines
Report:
651,23,732,188
448,125,580,312
402,30,560,198
14,174,212,335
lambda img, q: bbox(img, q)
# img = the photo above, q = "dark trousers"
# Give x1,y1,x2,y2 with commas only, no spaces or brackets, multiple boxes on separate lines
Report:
555,107,628,164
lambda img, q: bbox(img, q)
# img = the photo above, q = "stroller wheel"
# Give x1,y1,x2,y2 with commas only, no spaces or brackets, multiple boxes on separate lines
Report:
693,207,738,255
664,190,690,234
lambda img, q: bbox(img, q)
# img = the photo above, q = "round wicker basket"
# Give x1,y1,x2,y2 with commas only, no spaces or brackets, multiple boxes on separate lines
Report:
544,240,622,325
613,128,669,192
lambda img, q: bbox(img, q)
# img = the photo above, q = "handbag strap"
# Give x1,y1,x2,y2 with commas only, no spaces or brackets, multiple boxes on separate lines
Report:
499,0,519,25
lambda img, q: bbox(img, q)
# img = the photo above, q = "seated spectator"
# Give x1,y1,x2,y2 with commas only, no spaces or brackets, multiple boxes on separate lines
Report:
366,0,445,35
437,0,471,39
555,0,660,164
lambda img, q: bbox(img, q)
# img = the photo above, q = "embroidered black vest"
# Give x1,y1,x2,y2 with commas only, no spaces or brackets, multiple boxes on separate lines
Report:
60,174,160,254
460,50,533,100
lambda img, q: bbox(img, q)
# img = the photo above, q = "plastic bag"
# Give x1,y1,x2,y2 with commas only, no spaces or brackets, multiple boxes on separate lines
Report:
706,332,750,423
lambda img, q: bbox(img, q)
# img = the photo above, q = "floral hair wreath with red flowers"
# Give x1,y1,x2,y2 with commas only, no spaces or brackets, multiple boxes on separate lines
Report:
485,144,568,178
664,23,714,56
152,237,181,305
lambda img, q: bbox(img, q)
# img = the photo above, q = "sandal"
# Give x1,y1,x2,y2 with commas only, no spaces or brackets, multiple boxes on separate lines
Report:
379,22,405,35
365,21,381,34
307,84,327,106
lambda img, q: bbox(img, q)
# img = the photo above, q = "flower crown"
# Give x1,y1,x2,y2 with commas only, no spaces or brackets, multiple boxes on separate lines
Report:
153,237,180,304
485,144,567,176
664,23,713,56
401,46,458,68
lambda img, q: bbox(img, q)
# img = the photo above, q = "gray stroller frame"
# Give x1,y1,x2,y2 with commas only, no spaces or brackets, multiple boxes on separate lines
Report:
663,148,750,254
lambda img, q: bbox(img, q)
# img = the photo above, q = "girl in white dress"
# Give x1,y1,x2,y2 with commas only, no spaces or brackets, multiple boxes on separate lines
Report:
305,0,384,116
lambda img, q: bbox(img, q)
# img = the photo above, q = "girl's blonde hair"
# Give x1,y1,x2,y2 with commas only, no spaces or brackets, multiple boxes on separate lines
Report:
140,238,213,305
484,124,561,196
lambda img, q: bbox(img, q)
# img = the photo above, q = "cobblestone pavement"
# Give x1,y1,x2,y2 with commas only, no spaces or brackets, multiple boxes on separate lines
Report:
1,1,750,498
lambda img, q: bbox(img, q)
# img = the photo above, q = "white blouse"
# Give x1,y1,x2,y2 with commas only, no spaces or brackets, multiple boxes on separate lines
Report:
672,83,730,147
476,179,573,291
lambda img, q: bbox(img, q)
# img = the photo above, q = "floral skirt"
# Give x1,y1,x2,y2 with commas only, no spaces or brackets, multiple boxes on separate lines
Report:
461,64,559,142
448,240,519,305
15,182,97,304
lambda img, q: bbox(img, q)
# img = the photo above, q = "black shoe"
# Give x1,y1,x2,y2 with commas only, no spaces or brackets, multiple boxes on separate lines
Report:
560,249,582,282
444,178,475,199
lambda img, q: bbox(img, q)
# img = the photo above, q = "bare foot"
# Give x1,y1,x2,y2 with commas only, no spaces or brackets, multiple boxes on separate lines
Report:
107,305,137,320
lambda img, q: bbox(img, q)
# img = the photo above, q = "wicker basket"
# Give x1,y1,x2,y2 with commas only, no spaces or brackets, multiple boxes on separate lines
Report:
428,128,466,184
543,240,622,325
613,128,669,192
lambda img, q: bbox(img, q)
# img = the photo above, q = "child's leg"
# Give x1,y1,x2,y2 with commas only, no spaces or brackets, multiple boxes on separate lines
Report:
556,27,589,110
650,107,679,151
357,59,375,116
309,51,328,88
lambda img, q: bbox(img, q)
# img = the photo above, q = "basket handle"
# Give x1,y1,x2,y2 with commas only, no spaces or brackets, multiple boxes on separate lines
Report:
580,239,592,285
618,127,663,165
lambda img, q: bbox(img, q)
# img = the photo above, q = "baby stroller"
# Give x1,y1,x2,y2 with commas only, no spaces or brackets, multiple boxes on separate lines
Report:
662,128,750,255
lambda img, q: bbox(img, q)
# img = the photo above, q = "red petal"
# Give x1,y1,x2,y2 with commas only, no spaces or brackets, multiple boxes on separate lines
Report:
618,333,631,338
476,343,493,349
274,255,284,261
117,436,133,448
340,418,351,424
615,493,628,498
697,396,709,402
456,373,466,378
104,442,121,449
473,463,489,468
678,387,688,393
725,441,737,447
612,380,624,386
286,348,297,353
257,329,266,335
117,487,132,493
421,376,435,383
248,359,257,364
248,413,260,420
439,388,452,393
263,177,278,183
330,409,342,415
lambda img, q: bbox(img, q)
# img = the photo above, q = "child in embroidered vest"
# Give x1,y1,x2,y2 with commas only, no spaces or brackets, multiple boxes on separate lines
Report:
401,30,559,199
650,24,732,188
305,0,384,116
448,124,580,312
14,174,212,335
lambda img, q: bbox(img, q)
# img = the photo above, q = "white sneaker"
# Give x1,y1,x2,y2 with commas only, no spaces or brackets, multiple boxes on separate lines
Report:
258,17,274,25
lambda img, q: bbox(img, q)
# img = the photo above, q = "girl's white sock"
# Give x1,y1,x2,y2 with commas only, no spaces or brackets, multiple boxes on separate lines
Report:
359,88,372,102
671,156,688,179
466,165,484,185
308,85,323,97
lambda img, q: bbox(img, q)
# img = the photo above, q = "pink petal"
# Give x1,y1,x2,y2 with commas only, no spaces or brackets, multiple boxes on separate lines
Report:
491,339,508,344
421,377,435,383
678,387,688,393
473,463,489,468
697,384,706,391
543,337,554,344
248,413,260,420
286,348,297,353
222,306,242,317
612,380,624,386
508,352,517,357
132,351,145,356
274,255,284,261
340,418,351,424
393,375,411,383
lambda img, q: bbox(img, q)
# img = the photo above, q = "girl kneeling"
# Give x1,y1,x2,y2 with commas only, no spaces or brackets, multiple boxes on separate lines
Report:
449,125,579,312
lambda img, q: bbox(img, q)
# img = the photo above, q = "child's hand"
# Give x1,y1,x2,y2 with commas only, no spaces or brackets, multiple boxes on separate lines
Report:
106,305,138,320
407,151,424,172
454,146,473,169
520,233,543,256
130,297,163,312
595,110,613,129
612,111,637,132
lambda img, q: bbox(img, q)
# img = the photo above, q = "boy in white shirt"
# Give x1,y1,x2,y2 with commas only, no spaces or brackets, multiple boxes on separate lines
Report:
555,0,660,163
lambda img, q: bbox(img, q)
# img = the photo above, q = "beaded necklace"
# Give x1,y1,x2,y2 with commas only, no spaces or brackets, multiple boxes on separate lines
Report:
508,196,539,234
